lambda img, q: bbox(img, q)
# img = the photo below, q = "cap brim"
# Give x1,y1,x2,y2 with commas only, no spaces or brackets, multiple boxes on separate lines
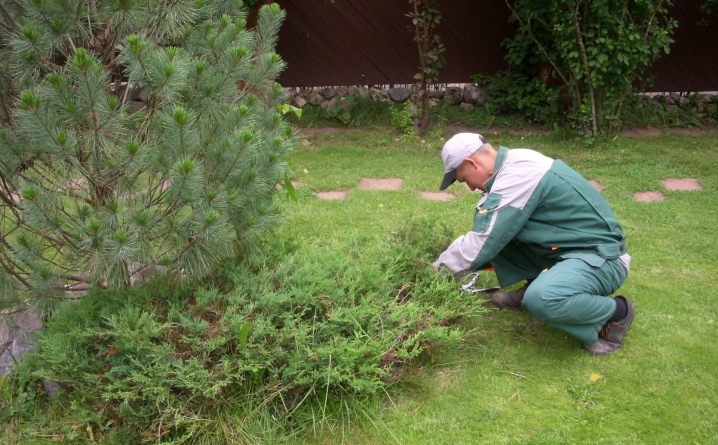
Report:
440,170,457,190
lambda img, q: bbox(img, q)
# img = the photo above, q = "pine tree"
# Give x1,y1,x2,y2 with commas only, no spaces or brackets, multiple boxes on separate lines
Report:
0,1,296,315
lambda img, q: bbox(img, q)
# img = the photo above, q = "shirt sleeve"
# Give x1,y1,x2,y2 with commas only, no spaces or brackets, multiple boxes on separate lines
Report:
432,160,549,277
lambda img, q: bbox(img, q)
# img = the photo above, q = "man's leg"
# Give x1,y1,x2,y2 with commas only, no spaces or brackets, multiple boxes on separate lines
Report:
521,257,628,346
489,242,555,287
488,242,555,309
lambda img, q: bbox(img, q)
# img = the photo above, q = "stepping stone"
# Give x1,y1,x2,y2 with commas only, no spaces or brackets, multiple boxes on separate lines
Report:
633,191,665,202
420,191,454,201
358,178,403,190
661,178,702,191
589,180,603,192
315,191,347,200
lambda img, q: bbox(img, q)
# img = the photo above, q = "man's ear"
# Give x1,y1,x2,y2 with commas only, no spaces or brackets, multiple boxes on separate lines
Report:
462,157,477,169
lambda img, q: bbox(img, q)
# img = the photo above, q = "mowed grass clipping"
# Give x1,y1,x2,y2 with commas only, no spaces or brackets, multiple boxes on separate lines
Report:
279,128,718,445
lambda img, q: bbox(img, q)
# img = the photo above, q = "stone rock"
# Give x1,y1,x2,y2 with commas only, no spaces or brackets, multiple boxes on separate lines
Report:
320,97,333,110
298,88,312,97
334,97,354,112
460,102,474,111
388,87,411,103
444,87,463,105
409,84,423,102
358,178,404,190
315,191,347,200
292,95,307,108
661,178,702,191
1,183,21,202
633,191,665,202
463,85,485,105
318,87,337,100
130,100,146,113
1,300,82,399
353,87,370,99
114,81,141,101
307,92,324,106
0,308,42,377
43,380,73,399
420,191,454,201
369,87,389,102
335,87,349,97
129,262,169,286
324,96,352,112
428,89,445,100
696,100,705,114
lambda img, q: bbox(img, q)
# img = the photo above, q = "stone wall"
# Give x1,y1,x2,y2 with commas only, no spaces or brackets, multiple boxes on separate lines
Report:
286,84,486,112
285,84,718,119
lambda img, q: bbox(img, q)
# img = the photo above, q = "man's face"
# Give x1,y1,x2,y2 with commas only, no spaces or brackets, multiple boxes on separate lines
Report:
455,158,490,192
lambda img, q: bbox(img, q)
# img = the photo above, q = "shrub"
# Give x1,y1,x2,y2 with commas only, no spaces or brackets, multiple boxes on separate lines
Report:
4,219,488,443
501,0,676,137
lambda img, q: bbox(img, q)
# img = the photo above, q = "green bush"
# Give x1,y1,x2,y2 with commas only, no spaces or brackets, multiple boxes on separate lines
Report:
473,73,563,127
500,0,676,137
4,219,487,443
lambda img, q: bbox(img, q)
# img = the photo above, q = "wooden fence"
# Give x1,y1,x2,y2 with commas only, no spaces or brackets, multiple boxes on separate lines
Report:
275,0,718,92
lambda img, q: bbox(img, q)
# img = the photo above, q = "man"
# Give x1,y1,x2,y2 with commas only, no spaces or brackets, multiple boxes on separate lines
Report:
432,133,634,355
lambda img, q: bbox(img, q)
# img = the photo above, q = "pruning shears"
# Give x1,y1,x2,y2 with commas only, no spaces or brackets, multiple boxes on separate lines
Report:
459,271,500,293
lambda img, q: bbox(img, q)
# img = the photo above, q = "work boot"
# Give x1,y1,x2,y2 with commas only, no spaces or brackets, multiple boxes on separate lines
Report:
583,296,635,356
490,282,530,310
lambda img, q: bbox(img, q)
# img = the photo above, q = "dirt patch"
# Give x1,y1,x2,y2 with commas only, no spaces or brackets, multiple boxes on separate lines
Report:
661,178,702,191
297,127,357,137
420,191,454,201
667,127,716,136
620,126,717,137
314,191,347,200
633,191,665,202
620,127,663,137
589,180,603,192
448,125,549,137
358,178,403,190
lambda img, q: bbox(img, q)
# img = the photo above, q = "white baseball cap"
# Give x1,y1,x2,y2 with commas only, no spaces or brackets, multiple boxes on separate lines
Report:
439,133,487,190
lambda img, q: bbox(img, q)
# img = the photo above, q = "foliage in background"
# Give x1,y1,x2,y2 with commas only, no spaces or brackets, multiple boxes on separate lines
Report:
472,72,564,127
2,219,487,444
0,1,296,316
406,0,445,135
499,0,676,139
698,0,718,24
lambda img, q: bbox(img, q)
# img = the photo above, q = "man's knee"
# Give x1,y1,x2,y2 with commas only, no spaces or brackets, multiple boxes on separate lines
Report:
522,283,565,322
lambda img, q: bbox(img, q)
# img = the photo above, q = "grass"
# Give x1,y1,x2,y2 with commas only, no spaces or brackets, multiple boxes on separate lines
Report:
279,127,718,444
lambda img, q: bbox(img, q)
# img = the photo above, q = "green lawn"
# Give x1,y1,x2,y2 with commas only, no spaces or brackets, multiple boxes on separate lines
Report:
280,128,718,445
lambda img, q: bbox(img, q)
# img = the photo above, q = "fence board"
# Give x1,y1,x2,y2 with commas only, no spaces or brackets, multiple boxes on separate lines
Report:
276,0,718,92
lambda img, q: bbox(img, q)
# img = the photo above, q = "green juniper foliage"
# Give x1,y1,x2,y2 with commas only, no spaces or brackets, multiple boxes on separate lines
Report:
4,220,486,443
0,1,297,314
